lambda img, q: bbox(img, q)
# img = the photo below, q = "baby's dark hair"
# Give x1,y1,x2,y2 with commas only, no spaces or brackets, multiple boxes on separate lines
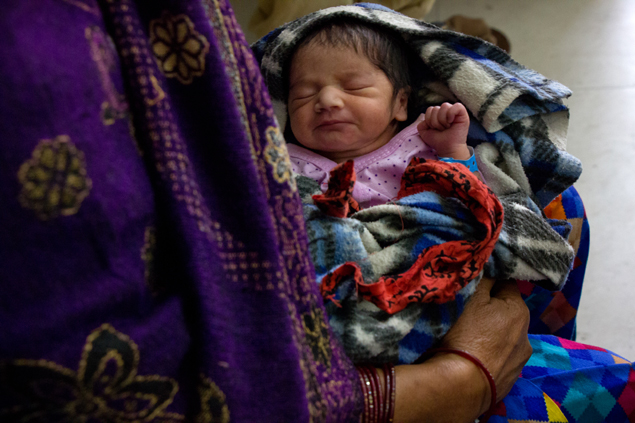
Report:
294,20,413,100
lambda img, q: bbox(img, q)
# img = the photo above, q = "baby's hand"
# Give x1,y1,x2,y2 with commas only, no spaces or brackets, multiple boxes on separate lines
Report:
417,102,471,160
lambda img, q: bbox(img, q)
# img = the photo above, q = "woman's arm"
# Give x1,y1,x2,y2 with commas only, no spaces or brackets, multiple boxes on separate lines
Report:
392,277,532,423
393,352,491,422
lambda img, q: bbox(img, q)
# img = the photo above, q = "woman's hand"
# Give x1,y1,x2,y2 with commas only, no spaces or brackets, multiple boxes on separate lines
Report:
440,277,532,403
392,277,532,423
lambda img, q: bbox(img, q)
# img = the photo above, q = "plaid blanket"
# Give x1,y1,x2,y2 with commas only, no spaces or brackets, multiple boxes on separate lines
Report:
254,4,582,364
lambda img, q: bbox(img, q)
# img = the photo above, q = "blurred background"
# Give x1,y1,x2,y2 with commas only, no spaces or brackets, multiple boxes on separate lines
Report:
229,0,635,359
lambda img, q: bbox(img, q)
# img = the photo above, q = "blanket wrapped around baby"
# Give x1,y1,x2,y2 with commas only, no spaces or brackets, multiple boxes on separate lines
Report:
253,3,583,364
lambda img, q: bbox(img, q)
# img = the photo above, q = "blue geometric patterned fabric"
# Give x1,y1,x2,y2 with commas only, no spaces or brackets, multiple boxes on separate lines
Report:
522,185,590,341
489,335,635,423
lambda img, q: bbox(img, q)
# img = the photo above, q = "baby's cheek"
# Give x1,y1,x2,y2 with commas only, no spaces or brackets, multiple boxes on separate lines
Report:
288,111,304,133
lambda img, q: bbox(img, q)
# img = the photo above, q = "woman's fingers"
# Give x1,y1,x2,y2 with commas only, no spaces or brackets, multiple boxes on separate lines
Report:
475,276,496,295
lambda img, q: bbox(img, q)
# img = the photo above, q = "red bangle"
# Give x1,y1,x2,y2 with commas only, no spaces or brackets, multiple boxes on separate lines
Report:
357,364,396,423
358,367,373,422
358,366,379,423
372,365,384,421
423,348,497,423
382,363,396,422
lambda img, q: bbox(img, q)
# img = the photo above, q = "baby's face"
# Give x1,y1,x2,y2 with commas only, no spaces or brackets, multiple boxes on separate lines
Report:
288,43,408,163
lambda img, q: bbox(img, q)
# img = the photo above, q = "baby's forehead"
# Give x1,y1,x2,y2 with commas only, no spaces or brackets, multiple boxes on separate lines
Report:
283,21,410,93
288,44,380,84
289,35,379,70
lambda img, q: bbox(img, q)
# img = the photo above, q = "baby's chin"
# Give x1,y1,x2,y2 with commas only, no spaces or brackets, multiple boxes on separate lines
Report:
297,137,357,154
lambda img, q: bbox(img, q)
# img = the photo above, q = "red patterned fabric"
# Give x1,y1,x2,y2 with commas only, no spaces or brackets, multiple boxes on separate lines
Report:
320,158,504,314
312,160,360,218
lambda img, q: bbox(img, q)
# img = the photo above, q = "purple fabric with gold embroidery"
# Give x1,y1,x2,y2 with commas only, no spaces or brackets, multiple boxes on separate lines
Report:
0,0,361,421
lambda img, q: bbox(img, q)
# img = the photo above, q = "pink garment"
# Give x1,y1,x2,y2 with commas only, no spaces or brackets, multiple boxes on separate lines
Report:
288,116,436,208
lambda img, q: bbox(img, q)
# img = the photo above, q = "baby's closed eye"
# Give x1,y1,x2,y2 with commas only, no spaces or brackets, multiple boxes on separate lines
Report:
344,87,372,95
289,89,316,102
343,83,369,90
342,78,373,92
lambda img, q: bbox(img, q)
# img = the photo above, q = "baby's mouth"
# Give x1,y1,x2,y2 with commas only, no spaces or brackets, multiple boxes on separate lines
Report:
317,120,350,128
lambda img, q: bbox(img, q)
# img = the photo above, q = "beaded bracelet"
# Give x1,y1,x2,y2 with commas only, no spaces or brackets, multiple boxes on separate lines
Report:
356,364,396,423
423,348,497,423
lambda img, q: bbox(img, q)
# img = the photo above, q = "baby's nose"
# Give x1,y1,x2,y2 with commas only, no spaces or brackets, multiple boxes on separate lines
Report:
315,86,344,112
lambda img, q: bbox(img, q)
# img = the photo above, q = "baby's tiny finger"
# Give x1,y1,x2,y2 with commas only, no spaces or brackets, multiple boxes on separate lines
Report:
426,106,440,129
449,103,469,123
417,119,429,132
446,104,461,124
438,103,453,128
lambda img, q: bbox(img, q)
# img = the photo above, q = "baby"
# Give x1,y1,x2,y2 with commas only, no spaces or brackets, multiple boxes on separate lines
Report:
255,6,576,366
285,20,479,207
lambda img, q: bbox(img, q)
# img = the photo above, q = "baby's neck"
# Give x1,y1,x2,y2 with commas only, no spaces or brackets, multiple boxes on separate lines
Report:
313,129,398,164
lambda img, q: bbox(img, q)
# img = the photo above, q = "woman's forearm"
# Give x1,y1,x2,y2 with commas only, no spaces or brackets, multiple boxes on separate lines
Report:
393,353,491,423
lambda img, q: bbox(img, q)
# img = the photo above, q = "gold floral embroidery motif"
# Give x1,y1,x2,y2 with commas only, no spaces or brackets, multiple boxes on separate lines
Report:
18,135,92,220
196,374,230,423
263,126,294,187
301,304,333,370
150,12,210,84
0,324,183,422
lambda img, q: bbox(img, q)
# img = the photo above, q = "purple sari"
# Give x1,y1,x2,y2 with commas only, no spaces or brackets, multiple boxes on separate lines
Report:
0,0,361,421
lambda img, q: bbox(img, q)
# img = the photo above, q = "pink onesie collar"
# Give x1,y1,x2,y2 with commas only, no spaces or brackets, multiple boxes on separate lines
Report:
287,115,436,207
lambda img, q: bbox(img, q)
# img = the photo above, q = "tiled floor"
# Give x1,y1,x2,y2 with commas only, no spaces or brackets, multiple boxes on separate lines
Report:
230,0,635,359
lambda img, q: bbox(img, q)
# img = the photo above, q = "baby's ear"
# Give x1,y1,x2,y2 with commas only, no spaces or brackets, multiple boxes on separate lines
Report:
394,87,410,122
393,87,410,122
